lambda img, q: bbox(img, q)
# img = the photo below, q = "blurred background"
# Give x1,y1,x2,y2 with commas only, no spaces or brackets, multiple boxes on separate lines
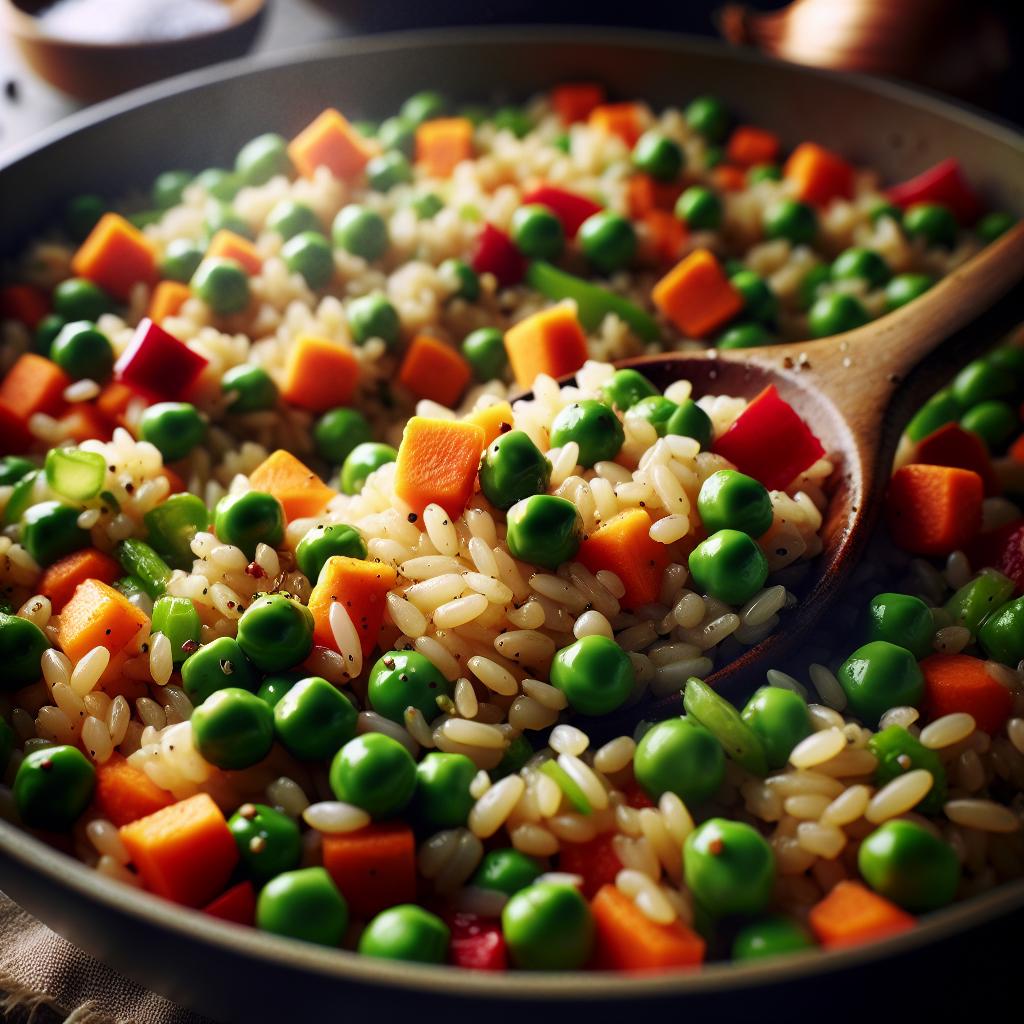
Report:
0,0,1021,156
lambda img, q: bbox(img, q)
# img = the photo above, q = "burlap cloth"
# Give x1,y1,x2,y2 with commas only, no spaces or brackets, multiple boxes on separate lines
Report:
0,891,211,1024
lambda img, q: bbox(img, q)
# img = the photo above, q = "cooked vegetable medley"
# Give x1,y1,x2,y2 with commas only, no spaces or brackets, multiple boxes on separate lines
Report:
0,84,1022,974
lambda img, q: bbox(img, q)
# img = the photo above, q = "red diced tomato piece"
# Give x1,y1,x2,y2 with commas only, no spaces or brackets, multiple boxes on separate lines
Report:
558,832,624,899
886,158,984,225
448,913,508,971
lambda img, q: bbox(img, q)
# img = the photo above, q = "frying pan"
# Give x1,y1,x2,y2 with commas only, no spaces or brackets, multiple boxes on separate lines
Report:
1,27,1023,1022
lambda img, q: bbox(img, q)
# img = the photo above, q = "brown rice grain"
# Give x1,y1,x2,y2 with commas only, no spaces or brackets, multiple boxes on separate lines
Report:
468,656,519,697
303,801,371,833
148,633,173,686
920,713,976,750
880,706,919,730
821,784,871,826
441,718,507,750
594,736,635,775
510,822,560,857
808,663,848,710
469,775,526,838
944,798,1021,833
521,678,568,710
558,753,609,810
70,646,110,697
790,727,847,768
414,636,461,680
797,821,846,859
357,711,419,757
784,794,832,820
549,724,589,757
866,769,934,823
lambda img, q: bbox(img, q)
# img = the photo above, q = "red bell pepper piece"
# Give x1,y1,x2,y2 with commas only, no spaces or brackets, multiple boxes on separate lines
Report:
471,223,526,288
520,184,603,238
448,913,507,971
915,422,999,497
0,284,50,331
203,880,256,927
557,832,624,899
713,384,826,492
0,405,32,454
885,158,984,225
963,518,1023,576
1009,433,1024,463
114,317,208,401
981,521,1024,596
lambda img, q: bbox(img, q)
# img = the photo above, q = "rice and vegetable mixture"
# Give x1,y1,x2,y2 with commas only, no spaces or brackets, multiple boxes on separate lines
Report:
0,82,1022,972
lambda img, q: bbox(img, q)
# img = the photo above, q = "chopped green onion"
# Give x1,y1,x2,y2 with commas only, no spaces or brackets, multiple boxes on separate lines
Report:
539,758,592,815
114,575,147,602
683,677,768,776
44,448,107,502
116,539,172,599
4,470,40,525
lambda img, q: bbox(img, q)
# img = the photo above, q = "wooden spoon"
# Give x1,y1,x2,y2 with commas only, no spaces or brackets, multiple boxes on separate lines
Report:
584,221,1024,729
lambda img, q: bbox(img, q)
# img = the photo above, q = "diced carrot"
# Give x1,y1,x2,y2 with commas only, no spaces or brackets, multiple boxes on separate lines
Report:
394,416,485,519
0,405,31,454
1010,434,1024,463
784,142,855,207
70,213,158,302
885,464,983,556
279,334,359,413
119,793,238,907
711,164,747,192
145,280,189,327
39,548,122,613
97,381,135,427
93,753,174,827
578,509,671,610
652,248,744,338
551,82,605,124
588,103,646,147
288,107,378,181
56,578,150,664
504,304,589,390
160,464,186,495
205,230,262,276
0,283,50,330
726,125,780,168
591,885,706,971
558,833,624,899
397,334,471,408
627,174,657,218
0,352,72,425
321,822,416,920
248,449,337,521
915,423,999,497
643,209,686,264
204,880,257,927
920,653,1014,735
308,554,398,658
416,118,474,178
56,403,113,444
808,880,914,949
464,400,514,446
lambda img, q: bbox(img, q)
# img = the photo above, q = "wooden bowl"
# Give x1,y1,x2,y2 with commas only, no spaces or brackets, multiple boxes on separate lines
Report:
1,0,267,102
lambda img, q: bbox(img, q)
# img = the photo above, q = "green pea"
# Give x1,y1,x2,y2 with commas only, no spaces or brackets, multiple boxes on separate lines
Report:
222,364,278,414
150,595,201,665
401,90,447,125
717,323,774,349
152,170,192,210
869,726,947,814
977,211,1016,243
951,358,1014,407
732,916,814,960
0,456,35,487
730,270,778,324
869,200,902,225
0,611,49,690
257,671,302,709
665,399,713,451
461,327,507,380
191,257,250,316
229,802,302,884
905,389,961,442
378,116,416,158
347,293,401,348
330,732,416,818
439,258,481,303
340,442,398,496
684,818,775,917
885,273,934,311
266,199,320,240
410,192,444,220
413,751,477,830
214,490,284,559
13,745,94,831
697,470,773,537
831,247,890,288
675,185,722,231
191,687,274,770
763,198,817,245
858,820,960,912
634,717,725,805
493,106,532,138
203,201,253,240
600,368,658,412
194,168,240,201
359,904,449,964
295,523,366,583
34,314,65,355
21,501,88,567
139,402,205,462
472,848,542,897
181,635,257,705
510,204,564,261
53,279,111,322
903,202,957,247
159,239,205,283
808,293,869,337
50,321,114,381
683,676,768,777
578,210,637,275
492,734,534,781
702,144,725,169
502,883,593,970
312,408,371,466
866,592,934,659
332,205,389,262
256,867,348,946
366,150,413,192
505,494,583,570
978,596,1024,665
274,676,357,760
747,163,781,184
740,686,812,770
960,400,1017,449
478,430,550,511
235,133,292,186
688,529,768,606
236,594,314,672
630,395,678,437
367,649,452,724
143,493,210,570
797,264,831,310
837,641,924,726
986,345,1024,386
549,399,624,468
282,231,335,290
685,96,730,142
64,194,106,241
945,569,1015,636
550,635,634,717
